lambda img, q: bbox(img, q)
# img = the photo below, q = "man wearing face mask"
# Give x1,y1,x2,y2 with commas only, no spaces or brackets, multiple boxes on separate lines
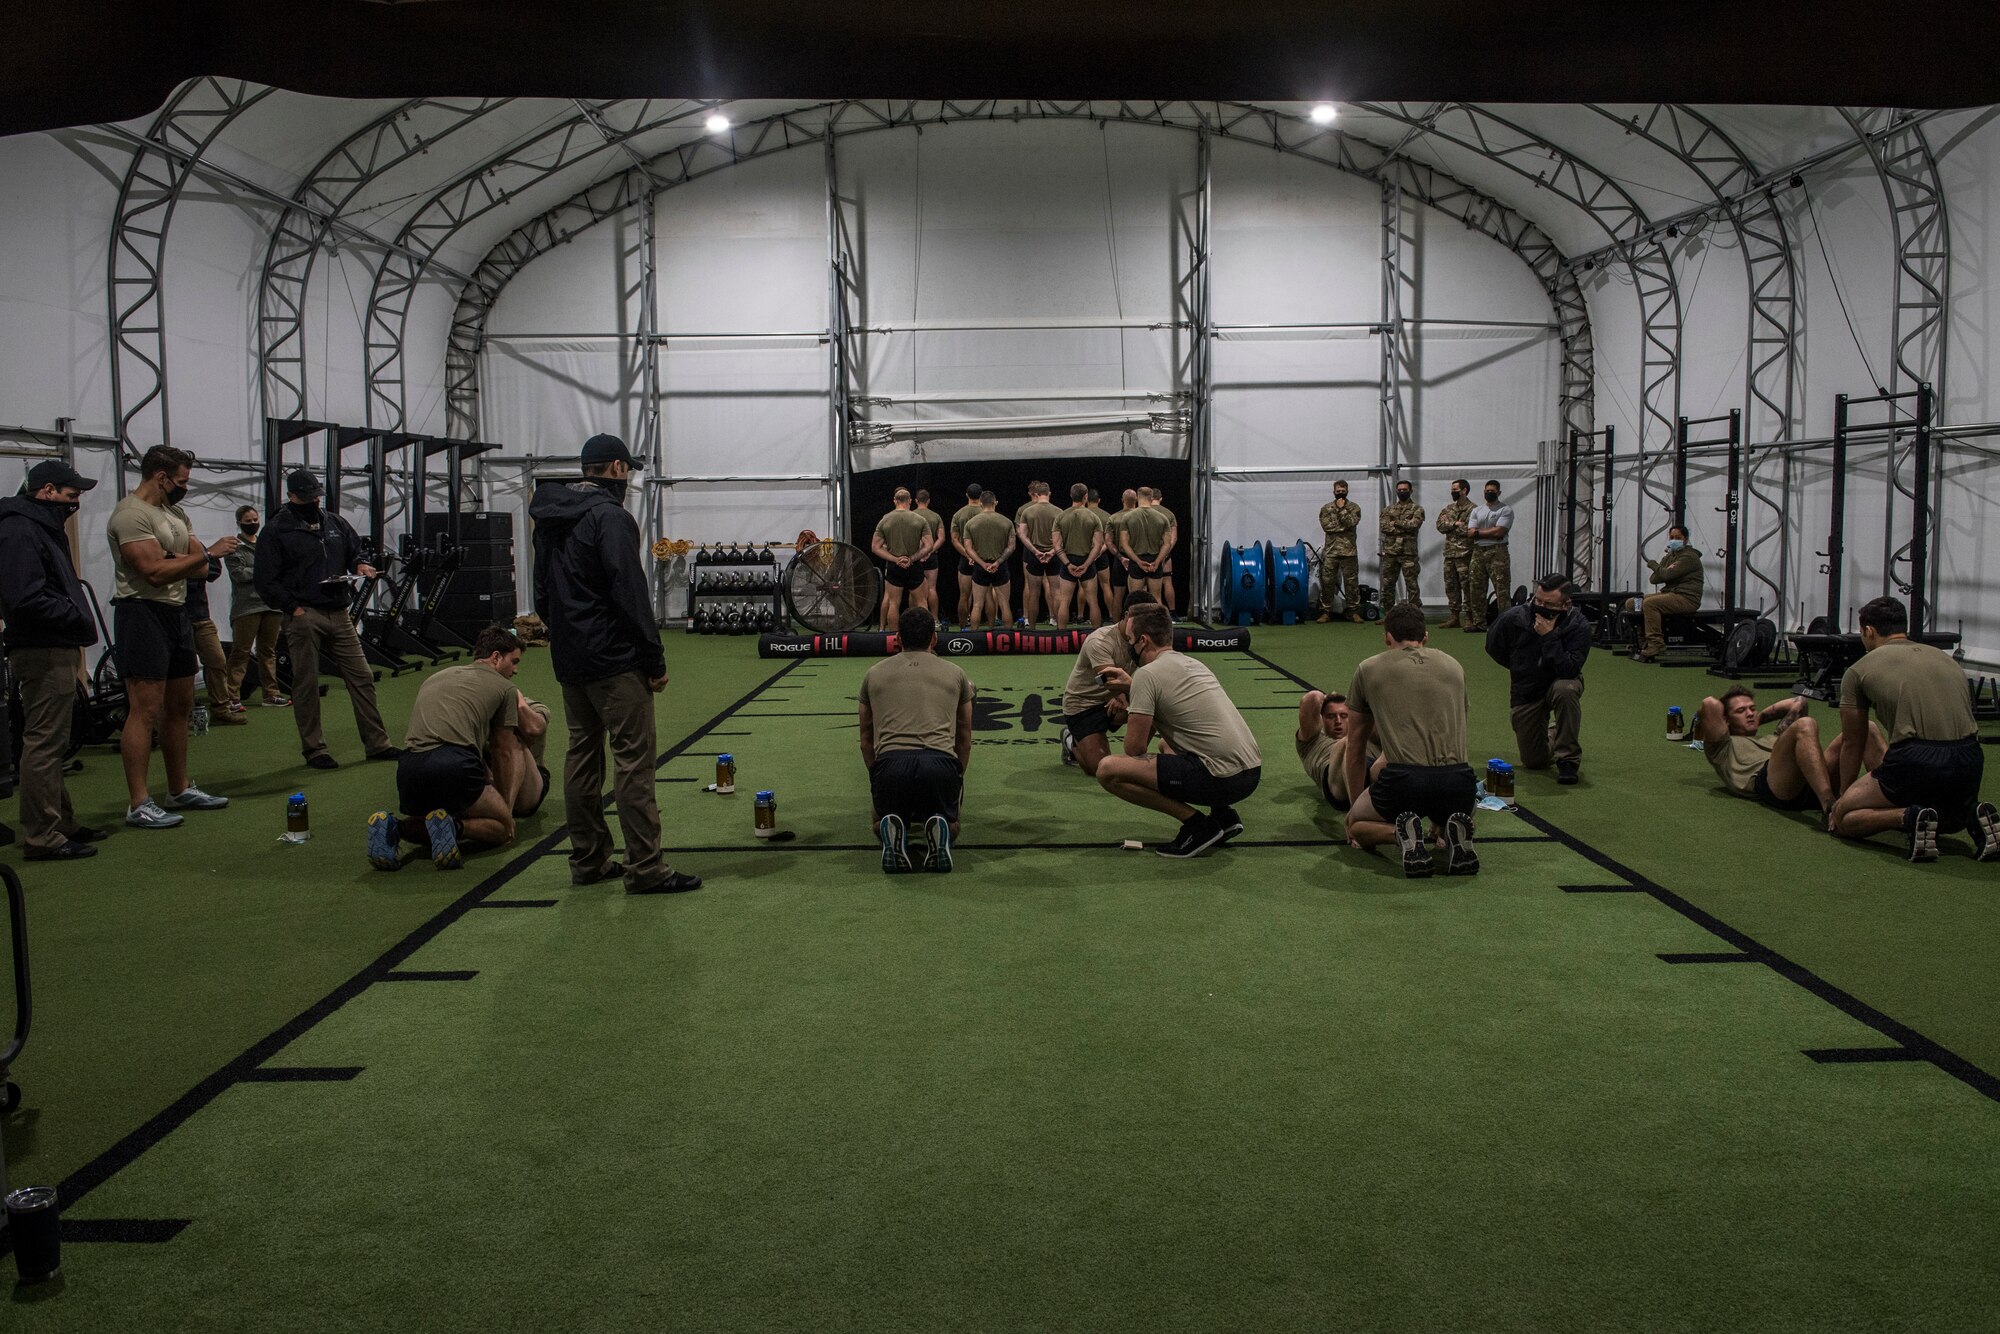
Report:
1434,478,1475,627
0,460,109,858
531,433,699,895
1461,480,1514,634
254,468,398,771
224,504,287,708
1316,481,1362,623
1636,524,1705,663
1485,574,1591,785
1378,480,1425,611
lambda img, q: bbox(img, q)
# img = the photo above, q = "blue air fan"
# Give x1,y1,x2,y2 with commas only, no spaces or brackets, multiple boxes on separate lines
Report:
1219,543,1269,626
1266,540,1312,625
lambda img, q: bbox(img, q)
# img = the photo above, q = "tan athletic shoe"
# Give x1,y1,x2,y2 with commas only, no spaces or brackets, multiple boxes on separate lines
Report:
1440,614,1461,628
1315,612,1332,623
1346,613,1364,624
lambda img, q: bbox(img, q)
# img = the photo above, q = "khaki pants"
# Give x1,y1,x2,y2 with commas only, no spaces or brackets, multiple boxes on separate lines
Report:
1640,592,1700,656
1320,552,1360,614
227,610,284,702
561,671,664,889
1466,545,1511,628
1378,552,1422,609
1510,677,1584,769
9,646,80,852
1441,552,1473,616
192,617,232,709
284,606,392,760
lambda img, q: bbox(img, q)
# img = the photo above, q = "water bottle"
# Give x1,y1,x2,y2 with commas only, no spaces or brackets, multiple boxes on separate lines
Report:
191,704,210,736
716,753,736,795
754,790,777,837
284,791,311,843
1666,706,1685,741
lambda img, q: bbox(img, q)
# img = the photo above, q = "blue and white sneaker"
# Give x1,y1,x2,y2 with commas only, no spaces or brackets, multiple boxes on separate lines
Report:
922,815,953,873
1060,726,1077,767
425,808,463,870
168,784,229,811
125,799,184,830
878,814,912,874
367,810,403,871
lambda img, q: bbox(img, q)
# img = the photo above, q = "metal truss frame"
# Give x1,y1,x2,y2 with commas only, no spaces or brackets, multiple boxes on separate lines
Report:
108,77,273,472
1187,130,1216,616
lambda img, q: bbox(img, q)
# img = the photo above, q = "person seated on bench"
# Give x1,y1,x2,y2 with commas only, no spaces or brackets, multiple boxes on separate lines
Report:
1696,686,1882,817
1296,689,1381,811
1827,596,1998,862
1635,525,1704,663
369,624,550,871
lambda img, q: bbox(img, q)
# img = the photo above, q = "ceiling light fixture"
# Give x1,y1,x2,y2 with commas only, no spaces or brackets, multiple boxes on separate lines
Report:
705,113,731,133
1309,104,1338,125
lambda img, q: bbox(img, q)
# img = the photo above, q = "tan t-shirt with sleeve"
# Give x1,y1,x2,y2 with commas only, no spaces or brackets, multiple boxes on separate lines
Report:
1128,650,1261,778
1838,638,1976,744
106,493,193,606
1343,643,1469,767
1702,732,1774,797
860,651,974,756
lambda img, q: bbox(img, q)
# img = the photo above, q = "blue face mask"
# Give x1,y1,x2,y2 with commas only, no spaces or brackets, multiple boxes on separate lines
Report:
1666,539,1685,552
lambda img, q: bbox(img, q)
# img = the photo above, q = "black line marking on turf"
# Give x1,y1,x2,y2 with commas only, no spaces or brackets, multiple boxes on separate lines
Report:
657,776,699,783
239,1067,365,1082
709,731,753,736
1657,951,1765,964
1803,1046,1926,1064
632,834,1558,854
1560,883,1648,894
61,1219,192,1244
379,970,479,982
474,899,558,908
3,660,805,1253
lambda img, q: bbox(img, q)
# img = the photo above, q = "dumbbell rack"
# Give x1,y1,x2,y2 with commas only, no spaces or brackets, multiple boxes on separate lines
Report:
685,545,785,636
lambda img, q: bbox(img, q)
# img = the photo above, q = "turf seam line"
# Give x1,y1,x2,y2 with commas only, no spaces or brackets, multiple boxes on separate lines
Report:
1559,883,1648,893
1656,951,1765,964
59,1219,193,1244
473,898,559,908
23,659,803,1235
239,1067,366,1082
378,970,479,982
1802,1046,1926,1064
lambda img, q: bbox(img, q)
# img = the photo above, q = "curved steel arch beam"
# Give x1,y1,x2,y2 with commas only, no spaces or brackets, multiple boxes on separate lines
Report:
431,99,1596,454
255,96,517,424
108,77,274,461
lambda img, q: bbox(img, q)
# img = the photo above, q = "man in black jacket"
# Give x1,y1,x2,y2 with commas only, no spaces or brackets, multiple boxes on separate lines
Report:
255,467,398,770
1485,573,1591,785
530,433,698,895
0,460,108,858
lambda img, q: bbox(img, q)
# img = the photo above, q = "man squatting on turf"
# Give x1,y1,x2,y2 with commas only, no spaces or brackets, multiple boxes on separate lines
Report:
1058,593,1159,776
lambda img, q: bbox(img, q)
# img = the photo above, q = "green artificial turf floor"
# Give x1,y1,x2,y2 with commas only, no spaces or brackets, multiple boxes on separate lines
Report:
3,622,1999,1330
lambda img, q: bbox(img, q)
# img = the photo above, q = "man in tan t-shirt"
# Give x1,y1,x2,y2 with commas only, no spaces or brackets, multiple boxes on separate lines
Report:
105,444,239,830
1828,596,1997,862
963,493,1018,628
1296,689,1381,811
1059,592,1156,776
1094,604,1262,858
1051,483,1106,630
1342,603,1478,877
872,488,936,632
858,607,974,873
1014,481,1064,628
1696,686,1881,818
948,484,986,630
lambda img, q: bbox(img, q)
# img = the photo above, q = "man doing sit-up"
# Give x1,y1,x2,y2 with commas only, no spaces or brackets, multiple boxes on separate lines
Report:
1059,592,1157,776
1296,689,1382,811
1696,686,1881,816
370,625,550,870
1094,604,1262,858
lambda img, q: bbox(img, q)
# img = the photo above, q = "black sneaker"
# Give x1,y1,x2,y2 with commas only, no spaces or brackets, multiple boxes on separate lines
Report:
628,870,703,894
1973,802,2000,863
1443,811,1480,876
1211,805,1245,845
25,839,97,861
571,860,626,887
305,753,339,771
1395,811,1435,878
1905,806,1939,863
879,814,913,873
366,747,404,762
1155,813,1227,859
68,825,110,843
1556,759,1580,786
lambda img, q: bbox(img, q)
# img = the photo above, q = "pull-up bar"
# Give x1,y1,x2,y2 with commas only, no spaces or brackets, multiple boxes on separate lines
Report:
1829,383,1932,634
1676,410,1742,622
1567,425,1613,594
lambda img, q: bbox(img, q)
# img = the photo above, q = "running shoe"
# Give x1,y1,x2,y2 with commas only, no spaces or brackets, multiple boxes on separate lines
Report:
168,784,230,810
425,808,463,870
1395,811,1434,878
1060,726,1077,767
1156,813,1227,859
367,810,403,871
1905,806,1939,864
1443,811,1480,876
923,815,954,873
1211,805,1245,845
262,695,291,707
1973,802,2000,863
879,814,912,873
628,870,703,894
125,800,184,830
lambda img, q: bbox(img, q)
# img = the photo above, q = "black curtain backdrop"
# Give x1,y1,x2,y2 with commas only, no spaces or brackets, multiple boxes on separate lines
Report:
848,457,1192,624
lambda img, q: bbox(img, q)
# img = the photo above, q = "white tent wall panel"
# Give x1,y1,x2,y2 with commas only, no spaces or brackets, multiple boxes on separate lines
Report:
297,245,383,427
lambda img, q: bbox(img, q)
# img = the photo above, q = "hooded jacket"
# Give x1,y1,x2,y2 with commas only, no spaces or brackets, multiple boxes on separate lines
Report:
529,480,664,686
1485,603,1591,706
0,495,98,649
255,503,366,615
1647,545,1705,602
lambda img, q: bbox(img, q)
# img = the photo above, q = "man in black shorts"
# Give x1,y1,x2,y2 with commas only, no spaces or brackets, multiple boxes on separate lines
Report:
872,488,935,631
1014,481,1063,628
913,488,944,615
370,624,551,870
1103,489,1139,621
1828,596,1998,862
1696,686,1880,818
963,491,1017,627
1341,602,1479,877
1094,604,1262,858
1051,482,1107,629
949,484,985,629
1085,488,1116,616
1059,592,1156,776
858,608,974,873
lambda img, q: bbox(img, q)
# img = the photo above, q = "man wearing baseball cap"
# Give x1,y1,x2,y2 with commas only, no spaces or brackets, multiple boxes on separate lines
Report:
0,460,109,858
530,432,699,894
254,466,399,770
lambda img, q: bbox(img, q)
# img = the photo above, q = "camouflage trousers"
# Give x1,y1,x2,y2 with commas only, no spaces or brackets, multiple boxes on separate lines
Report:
1320,552,1360,613
1466,545,1511,628
1441,553,1473,616
1378,553,1422,609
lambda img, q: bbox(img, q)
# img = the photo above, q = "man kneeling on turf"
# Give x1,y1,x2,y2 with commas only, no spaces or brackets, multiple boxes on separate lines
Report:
369,625,550,870
859,607,974,873
1697,686,1882,818
1059,592,1157,776
1342,603,1479,877
1094,604,1262,857
1297,689,1382,811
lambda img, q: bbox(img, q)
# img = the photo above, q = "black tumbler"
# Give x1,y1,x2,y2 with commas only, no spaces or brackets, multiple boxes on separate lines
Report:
5,1186,61,1283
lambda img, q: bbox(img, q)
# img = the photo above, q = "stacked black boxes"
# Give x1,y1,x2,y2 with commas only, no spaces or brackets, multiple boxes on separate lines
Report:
422,511,517,641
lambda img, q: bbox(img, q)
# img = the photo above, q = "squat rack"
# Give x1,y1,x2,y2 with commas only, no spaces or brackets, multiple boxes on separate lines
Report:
1674,409,1744,623
1565,425,1614,594
1831,383,1933,635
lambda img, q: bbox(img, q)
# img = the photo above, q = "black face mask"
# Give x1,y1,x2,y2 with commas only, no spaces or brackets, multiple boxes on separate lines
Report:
1485,491,1501,504
1334,491,1348,502
288,501,321,523
1396,490,1412,503
166,483,189,506
1452,490,1466,501
240,522,260,536
35,497,79,522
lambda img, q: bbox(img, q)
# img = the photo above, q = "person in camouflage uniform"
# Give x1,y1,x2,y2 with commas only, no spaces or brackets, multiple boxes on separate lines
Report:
1378,479,1424,609
1434,477,1475,627
1462,479,1515,633
1316,481,1362,622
